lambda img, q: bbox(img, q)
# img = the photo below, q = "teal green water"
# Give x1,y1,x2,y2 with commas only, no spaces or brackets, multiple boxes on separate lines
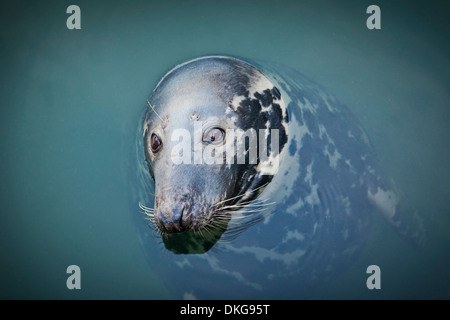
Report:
1,0,449,299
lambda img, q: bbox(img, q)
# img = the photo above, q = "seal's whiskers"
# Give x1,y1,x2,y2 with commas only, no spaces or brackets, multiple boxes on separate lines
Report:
220,200,275,212
146,100,163,122
213,182,269,207
139,202,155,212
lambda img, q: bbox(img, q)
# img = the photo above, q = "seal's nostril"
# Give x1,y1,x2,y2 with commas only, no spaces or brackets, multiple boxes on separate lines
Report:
175,206,185,231
180,207,193,230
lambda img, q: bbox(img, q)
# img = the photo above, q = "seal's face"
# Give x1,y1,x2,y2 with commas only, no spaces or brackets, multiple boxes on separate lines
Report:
143,57,288,235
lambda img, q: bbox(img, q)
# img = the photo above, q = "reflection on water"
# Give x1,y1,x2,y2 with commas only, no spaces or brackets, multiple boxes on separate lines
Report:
162,229,225,254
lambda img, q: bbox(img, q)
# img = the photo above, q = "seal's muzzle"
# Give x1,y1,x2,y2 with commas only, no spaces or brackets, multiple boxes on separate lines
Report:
155,206,185,233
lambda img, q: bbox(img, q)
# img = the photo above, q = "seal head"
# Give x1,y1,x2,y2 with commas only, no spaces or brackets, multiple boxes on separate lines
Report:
143,56,289,236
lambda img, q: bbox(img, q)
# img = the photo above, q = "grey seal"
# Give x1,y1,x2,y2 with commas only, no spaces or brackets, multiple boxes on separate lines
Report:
135,55,423,297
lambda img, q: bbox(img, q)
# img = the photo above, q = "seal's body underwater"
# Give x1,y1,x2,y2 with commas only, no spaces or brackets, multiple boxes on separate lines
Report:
135,56,422,298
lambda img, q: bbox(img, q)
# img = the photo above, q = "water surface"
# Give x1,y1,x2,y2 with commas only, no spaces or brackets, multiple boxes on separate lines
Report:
0,0,449,299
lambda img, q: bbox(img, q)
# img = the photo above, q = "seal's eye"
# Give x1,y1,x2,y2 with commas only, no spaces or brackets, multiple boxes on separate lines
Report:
150,133,162,152
203,127,225,144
